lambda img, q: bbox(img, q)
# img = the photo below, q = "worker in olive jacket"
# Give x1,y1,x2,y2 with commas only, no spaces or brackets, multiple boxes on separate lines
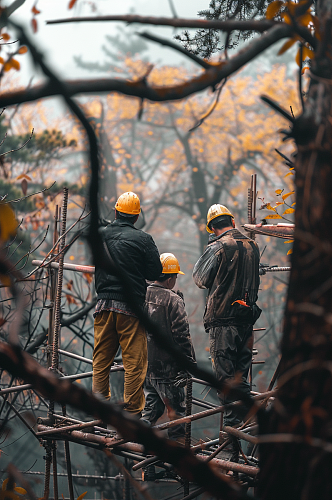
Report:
193,204,260,459
93,191,162,415
142,253,196,441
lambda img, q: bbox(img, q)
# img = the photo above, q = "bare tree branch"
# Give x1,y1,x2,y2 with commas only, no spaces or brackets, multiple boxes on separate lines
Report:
0,24,292,107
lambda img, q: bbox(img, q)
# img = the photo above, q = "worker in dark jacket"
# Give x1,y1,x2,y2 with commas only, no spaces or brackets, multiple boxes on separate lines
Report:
193,204,260,457
93,192,162,415
142,253,196,440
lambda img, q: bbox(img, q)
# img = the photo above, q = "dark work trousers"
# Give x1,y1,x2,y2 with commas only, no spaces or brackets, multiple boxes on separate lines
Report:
209,323,253,428
142,374,186,440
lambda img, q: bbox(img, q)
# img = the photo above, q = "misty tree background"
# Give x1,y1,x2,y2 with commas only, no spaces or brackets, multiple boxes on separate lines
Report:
0,1,300,497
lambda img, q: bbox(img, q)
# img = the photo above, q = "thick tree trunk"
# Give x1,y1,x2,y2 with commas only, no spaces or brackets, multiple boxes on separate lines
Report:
258,2,332,498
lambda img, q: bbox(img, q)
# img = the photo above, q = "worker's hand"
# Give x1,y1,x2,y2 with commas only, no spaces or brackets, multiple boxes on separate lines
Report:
174,371,190,388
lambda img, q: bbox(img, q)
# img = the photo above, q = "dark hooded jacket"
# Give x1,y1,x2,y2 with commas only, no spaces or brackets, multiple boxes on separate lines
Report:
95,219,162,306
145,283,196,378
193,228,260,330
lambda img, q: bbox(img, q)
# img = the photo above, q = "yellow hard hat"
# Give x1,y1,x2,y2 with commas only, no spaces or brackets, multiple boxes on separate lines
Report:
206,204,234,233
115,192,141,215
160,253,185,275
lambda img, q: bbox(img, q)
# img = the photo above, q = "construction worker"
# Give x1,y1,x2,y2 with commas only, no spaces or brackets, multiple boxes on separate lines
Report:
93,191,162,415
142,253,196,440
193,204,260,459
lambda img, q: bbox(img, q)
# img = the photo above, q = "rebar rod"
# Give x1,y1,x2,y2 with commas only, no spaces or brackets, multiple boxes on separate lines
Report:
42,441,52,500
36,419,103,436
224,425,258,444
51,188,68,371
154,390,276,431
4,470,121,480
58,349,93,365
0,372,94,395
62,405,74,500
32,259,95,274
52,443,58,500
191,438,220,451
131,456,161,472
184,378,193,496
196,454,259,477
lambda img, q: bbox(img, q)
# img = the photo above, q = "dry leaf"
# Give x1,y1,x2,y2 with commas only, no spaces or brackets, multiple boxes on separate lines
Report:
31,18,38,33
0,203,17,241
266,0,283,19
278,37,297,55
21,178,28,195
31,5,41,14
18,46,28,54
282,191,295,200
265,214,283,219
77,493,87,500
283,207,295,214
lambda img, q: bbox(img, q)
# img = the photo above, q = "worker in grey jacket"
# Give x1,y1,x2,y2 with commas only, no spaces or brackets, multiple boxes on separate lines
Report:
142,253,196,441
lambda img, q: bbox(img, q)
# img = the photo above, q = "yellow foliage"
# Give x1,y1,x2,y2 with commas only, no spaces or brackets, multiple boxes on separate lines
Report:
265,214,283,219
283,207,295,214
0,204,17,242
282,191,294,200
266,0,283,19
278,37,297,56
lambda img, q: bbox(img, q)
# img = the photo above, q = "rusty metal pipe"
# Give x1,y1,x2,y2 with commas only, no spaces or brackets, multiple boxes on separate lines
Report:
32,259,95,274
197,454,259,477
36,419,102,436
224,425,258,444
153,390,276,431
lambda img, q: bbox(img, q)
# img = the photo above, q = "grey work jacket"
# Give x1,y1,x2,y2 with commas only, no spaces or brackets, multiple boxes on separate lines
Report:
193,228,260,330
145,283,196,378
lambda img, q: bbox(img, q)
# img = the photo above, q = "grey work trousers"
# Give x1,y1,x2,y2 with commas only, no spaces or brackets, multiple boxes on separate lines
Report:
142,374,186,440
209,323,253,428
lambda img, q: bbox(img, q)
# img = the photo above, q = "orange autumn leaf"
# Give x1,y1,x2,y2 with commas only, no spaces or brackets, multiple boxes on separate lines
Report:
0,274,11,287
68,0,78,8
266,0,283,19
278,37,297,55
31,5,41,14
282,12,292,24
21,178,28,195
265,214,283,219
31,18,38,33
298,12,312,27
18,46,28,54
17,173,32,181
83,272,93,284
66,294,77,305
11,59,20,70
303,46,314,59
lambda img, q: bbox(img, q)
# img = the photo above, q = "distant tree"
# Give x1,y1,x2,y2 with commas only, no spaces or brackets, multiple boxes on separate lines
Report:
175,0,275,57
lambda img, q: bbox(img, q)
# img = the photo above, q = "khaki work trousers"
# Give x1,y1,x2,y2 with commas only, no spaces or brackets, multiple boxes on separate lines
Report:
93,310,147,414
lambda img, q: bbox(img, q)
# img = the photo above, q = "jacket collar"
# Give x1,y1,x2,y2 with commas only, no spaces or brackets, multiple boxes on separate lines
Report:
208,228,240,245
149,282,168,289
111,219,137,229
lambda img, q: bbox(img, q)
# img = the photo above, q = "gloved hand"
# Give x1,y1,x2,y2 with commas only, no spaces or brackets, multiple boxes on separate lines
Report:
174,371,190,388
